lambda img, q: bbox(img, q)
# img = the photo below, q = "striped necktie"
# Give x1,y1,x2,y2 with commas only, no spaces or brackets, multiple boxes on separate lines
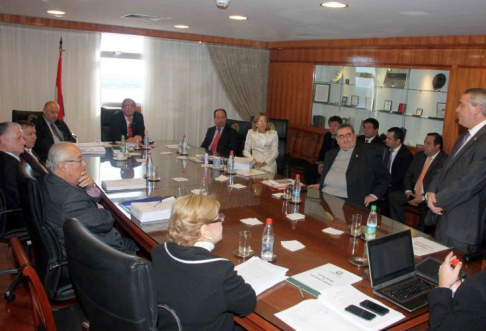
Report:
50,122,63,141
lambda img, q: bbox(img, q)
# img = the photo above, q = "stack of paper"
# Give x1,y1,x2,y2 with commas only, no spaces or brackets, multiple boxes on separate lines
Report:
262,179,294,190
240,218,263,226
286,213,305,221
412,236,449,256
235,169,267,177
234,157,254,171
102,178,146,191
131,197,176,222
234,257,289,295
76,142,106,155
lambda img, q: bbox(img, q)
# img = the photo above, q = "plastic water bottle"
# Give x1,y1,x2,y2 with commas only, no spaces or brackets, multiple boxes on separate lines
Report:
227,150,235,174
204,153,209,168
291,174,301,203
181,135,188,155
365,205,378,240
120,135,126,155
144,131,149,149
261,218,274,261
145,151,153,178
199,176,209,196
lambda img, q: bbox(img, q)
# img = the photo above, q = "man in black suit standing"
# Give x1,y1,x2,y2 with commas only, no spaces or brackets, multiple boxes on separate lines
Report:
303,116,342,184
109,98,145,143
33,101,76,163
426,88,486,253
357,118,385,145
309,124,390,207
200,108,238,157
389,133,448,232
16,120,48,177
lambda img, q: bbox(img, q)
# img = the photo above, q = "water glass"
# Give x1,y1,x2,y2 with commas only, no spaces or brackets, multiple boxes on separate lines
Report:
238,231,252,257
351,214,362,236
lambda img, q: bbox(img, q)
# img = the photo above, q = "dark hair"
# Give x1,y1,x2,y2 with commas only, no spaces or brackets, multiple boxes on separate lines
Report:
387,127,405,143
16,120,34,128
121,98,136,108
328,116,343,125
426,132,443,149
363,118,379,129
213,108,227,118
337,123,355,134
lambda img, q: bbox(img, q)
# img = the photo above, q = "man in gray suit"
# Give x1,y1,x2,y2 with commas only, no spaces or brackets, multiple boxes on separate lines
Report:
426,88,486,253
43,142,138,257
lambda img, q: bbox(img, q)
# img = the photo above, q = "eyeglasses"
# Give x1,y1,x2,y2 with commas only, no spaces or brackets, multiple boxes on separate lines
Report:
212,213,225,223
257,120,267,124
337,133,354,140
63,158,84,163
123,104,136,109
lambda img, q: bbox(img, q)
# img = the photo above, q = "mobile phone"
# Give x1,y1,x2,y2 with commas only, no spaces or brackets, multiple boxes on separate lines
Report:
344,304,376,321
407,195,415,201
359,300,390,316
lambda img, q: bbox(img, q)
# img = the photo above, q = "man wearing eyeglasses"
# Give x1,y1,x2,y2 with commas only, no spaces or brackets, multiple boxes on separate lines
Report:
110,98,145,143
43,142,138,258
309,124,390,207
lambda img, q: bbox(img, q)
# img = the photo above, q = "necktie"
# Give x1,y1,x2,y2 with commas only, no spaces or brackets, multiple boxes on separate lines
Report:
453,132,470,158
414,157,432,195
50,122,63,141
211,128,221,153
127,118,133,138
386,149,393,173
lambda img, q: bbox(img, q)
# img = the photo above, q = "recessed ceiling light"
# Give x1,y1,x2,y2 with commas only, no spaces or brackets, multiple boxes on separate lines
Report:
174,25,189,29
229,15,248,20
320,2,348,9
47,10,65,15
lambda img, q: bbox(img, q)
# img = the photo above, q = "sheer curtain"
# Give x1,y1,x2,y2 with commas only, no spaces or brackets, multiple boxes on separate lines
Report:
143,38,241,146
0,25,100,141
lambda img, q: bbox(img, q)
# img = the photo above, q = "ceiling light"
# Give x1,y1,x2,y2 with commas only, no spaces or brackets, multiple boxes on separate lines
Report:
47,10,65,15
320,2,348,9
174,25,189,29
229,15,248,20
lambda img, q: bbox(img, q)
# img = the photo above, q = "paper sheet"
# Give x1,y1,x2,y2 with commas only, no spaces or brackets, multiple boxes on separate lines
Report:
240,218,263,226
172,177,189,182
191,189,201,195
412,236,449,256
272,193,284,198
229,183,246,189
322,227,344,235
235,169,267,177
215,175,229,182
234,257,288,295
165,144,179,149
286,213,305,221
281,240,305,252
160,152,172,155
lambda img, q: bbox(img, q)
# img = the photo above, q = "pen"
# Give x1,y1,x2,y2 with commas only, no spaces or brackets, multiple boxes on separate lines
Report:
298,286,305,301
153,198,163,208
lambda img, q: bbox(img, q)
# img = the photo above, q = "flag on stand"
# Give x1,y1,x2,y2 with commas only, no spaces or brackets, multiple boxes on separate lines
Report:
55,38,65,120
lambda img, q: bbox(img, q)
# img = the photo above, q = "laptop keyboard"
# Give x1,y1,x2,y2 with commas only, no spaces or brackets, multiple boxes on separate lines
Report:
382,276,436,303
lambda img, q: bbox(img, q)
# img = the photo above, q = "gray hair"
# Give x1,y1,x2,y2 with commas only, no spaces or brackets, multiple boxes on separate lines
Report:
46,142,74,171
122,98,136,108
464,88,486,117
0,122,21,137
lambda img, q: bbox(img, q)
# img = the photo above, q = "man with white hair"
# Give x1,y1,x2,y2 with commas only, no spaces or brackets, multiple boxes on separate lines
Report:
43,142,138,257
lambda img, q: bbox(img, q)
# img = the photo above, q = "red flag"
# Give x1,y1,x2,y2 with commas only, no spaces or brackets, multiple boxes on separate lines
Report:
55,38,65,120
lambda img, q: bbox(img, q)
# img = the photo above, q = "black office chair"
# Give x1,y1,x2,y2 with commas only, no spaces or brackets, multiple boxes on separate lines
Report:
226,118,252,157
12,110,44,123
100,107,121,141
358,140,389,161
17,161,76,302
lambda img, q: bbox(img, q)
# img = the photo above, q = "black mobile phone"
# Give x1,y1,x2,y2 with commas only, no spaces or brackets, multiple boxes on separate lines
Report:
359,300,390,316
407,195,415,201
344,304,376,321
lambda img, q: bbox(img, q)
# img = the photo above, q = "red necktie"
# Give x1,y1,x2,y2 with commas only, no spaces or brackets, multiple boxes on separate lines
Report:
211,128,221,153
414,157,432,195
127,118,133,138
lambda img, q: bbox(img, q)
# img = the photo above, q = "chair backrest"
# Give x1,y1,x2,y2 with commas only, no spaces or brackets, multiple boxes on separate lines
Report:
226,119,252,157
100,107,121,141
17,161,73,301
63,218,157,331
12,110,44,123
357,140,389,161
10,236,57,331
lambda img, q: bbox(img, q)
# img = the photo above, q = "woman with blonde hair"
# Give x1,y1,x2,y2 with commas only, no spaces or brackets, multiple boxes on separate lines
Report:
151,195,256,330
243,112,279,176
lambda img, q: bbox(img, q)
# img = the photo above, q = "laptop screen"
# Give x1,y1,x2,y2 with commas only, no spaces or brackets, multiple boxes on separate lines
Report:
368,230,415,288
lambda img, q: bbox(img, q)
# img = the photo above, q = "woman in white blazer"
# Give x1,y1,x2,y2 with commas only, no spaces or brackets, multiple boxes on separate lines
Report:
243,113,279,176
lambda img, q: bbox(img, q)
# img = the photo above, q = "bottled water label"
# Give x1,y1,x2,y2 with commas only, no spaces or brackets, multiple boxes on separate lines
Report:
366,225,377,239
261,235,274,261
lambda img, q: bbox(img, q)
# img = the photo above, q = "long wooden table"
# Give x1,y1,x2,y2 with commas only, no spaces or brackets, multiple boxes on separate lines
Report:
85,141,482,330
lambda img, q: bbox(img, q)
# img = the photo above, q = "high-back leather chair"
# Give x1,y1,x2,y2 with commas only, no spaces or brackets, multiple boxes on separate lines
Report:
100,107,120,141
63,218,158,331
12,110,44,123
226,119,252,157
16,161,75,301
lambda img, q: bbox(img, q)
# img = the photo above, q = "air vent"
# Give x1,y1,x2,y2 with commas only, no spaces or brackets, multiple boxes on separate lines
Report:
121,13,172,22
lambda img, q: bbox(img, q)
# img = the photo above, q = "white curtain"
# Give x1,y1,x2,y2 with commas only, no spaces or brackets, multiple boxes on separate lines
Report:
143,38,241,146
0,24,100,141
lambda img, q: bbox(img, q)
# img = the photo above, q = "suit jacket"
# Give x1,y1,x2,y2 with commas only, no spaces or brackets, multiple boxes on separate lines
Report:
386,145,413,192
0,152,23,224
357,135,385,145
243,130,279,175
20,149,48,180
152,242,256,330
43,173,131,258
319,144,391,206
109,111,145,142
200,124,238,158
403,150,448,194
428,268,486,330
317,132,338,162
33,117,76,163
425,125,486,250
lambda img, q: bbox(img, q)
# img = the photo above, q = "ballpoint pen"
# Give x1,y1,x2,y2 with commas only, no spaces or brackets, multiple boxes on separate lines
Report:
298,286,305,301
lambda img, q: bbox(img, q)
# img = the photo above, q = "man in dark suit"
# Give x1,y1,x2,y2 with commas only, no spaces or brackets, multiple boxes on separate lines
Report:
43,142,138,258
303,115,342,184
389,133,448,231
426,88,486,253
200,108,238,157
381,127,414,217
109,98,145,142
33,101,76,163
309,124,390,207
357,118,385,145
17,120,48,178
0,122,27,228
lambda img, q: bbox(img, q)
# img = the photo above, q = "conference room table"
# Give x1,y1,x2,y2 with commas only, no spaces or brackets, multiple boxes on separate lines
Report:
85,141,482,331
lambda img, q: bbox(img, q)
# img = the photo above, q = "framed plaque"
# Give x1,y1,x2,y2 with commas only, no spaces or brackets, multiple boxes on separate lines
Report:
384,100,392,111
351,95,359,107
436,102,446,118
314,83,330,103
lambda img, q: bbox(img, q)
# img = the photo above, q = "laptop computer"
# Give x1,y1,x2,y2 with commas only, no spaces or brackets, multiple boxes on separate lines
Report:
367,230,437,312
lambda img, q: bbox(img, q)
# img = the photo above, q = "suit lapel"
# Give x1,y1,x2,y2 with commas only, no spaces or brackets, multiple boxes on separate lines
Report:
443,125,486,173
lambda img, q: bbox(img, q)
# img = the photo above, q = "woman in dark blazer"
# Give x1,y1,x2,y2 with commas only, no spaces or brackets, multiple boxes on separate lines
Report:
152,195,256,330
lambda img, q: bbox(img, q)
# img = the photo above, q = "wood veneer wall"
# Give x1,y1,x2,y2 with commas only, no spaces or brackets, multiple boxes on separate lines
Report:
266,35,486,154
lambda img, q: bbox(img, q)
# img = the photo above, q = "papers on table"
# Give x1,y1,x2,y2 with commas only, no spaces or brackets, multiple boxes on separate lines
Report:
76,142,106,155
165,144,179,149
281,240,305,252
160,152,172,155
120,196,164,211
286,213,305,221
229,183,246,189
214,175,229,182
412,236,450,256
322,227,345,236
272,192,284,199
234,257,289,295
276,285,405,331
188,156,203,163
235,169,267,177
262,178,294,190
136,158,146,163
287,264,362,297
240,218,263,226
102,178,146,191
130,197,176,223
176,156,188,160
234,157,254,171
172,177,189,182
191,189,201,195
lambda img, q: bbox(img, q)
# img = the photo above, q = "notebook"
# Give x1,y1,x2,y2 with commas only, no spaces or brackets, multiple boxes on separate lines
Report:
367,230,437,312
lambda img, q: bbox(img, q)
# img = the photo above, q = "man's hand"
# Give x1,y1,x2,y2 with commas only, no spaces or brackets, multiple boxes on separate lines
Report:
407,193,423,206
364,194,377,207
426,192,443,215
438,251,463,289
126,135,143,143
78,170,95,189
308,184,320,189
317,163,324,175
